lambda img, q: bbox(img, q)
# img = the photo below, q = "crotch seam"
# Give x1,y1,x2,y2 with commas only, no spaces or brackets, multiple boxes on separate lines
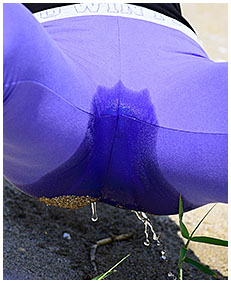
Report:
103,17,122,191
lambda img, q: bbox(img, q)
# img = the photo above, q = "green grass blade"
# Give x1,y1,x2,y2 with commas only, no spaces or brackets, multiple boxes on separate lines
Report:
191,236,228,247
178,266,183,280
92,254,130,280
190,204,216,238
92,274,105,280
177,247,188,280
179,194,190,239
92,270,116,280
179,194,184,222
180,222,190,239
184,257,218,277
179,247,187,261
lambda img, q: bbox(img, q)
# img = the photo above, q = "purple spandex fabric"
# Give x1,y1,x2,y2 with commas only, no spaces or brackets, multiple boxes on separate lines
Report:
3,4,228,215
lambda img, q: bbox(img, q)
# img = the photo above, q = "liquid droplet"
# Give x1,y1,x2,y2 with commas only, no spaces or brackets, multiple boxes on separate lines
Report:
160,250,167,260
144,238,150,246
91,202,98,222
167,272,176,280
132,210,158,246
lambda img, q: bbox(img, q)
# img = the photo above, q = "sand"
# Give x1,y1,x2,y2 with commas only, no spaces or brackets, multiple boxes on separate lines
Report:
3,178,228,280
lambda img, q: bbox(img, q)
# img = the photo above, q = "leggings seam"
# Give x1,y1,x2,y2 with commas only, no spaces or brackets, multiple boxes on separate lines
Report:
103,17,122,191
4,80,227,136
4,80,95,117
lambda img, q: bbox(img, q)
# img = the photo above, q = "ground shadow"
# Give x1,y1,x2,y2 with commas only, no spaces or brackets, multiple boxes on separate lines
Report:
3,178,227,280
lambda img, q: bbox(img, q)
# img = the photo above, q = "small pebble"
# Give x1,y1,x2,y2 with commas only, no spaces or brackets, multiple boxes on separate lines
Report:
18,247,26,252
63,232,71,240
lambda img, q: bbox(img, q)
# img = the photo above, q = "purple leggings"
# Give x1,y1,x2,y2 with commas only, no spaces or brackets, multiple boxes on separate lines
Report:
3,3,228,215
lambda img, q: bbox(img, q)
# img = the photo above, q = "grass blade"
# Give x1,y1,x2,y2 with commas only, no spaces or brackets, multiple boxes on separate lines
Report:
92,254,130,280
179,247,187,261
92,270,116,280
184,257,218,277
179,194,190,239
177,247,188,280
190,204,216,238
92,274,105,280
191,236,228,247
179,194,184,222
180,222,190,239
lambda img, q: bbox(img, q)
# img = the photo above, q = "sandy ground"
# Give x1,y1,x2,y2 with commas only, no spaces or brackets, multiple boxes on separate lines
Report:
3,3,228,280
3,178,228,280
181,3,228,62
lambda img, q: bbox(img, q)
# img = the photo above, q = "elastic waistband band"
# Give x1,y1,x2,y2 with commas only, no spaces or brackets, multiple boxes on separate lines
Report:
34,3,203,47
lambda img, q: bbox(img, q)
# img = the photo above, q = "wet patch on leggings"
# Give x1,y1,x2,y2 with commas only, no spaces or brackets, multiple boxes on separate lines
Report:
18,81,195,214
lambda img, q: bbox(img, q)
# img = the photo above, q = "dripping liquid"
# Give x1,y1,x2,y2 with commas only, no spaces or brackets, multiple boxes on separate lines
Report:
132,211,159,246
91,202,98,222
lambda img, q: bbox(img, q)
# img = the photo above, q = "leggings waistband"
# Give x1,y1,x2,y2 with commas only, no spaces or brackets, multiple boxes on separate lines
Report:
33,3,203,47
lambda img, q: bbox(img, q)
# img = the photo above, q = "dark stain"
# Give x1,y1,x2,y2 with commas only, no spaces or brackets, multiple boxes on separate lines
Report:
17,80,196,215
